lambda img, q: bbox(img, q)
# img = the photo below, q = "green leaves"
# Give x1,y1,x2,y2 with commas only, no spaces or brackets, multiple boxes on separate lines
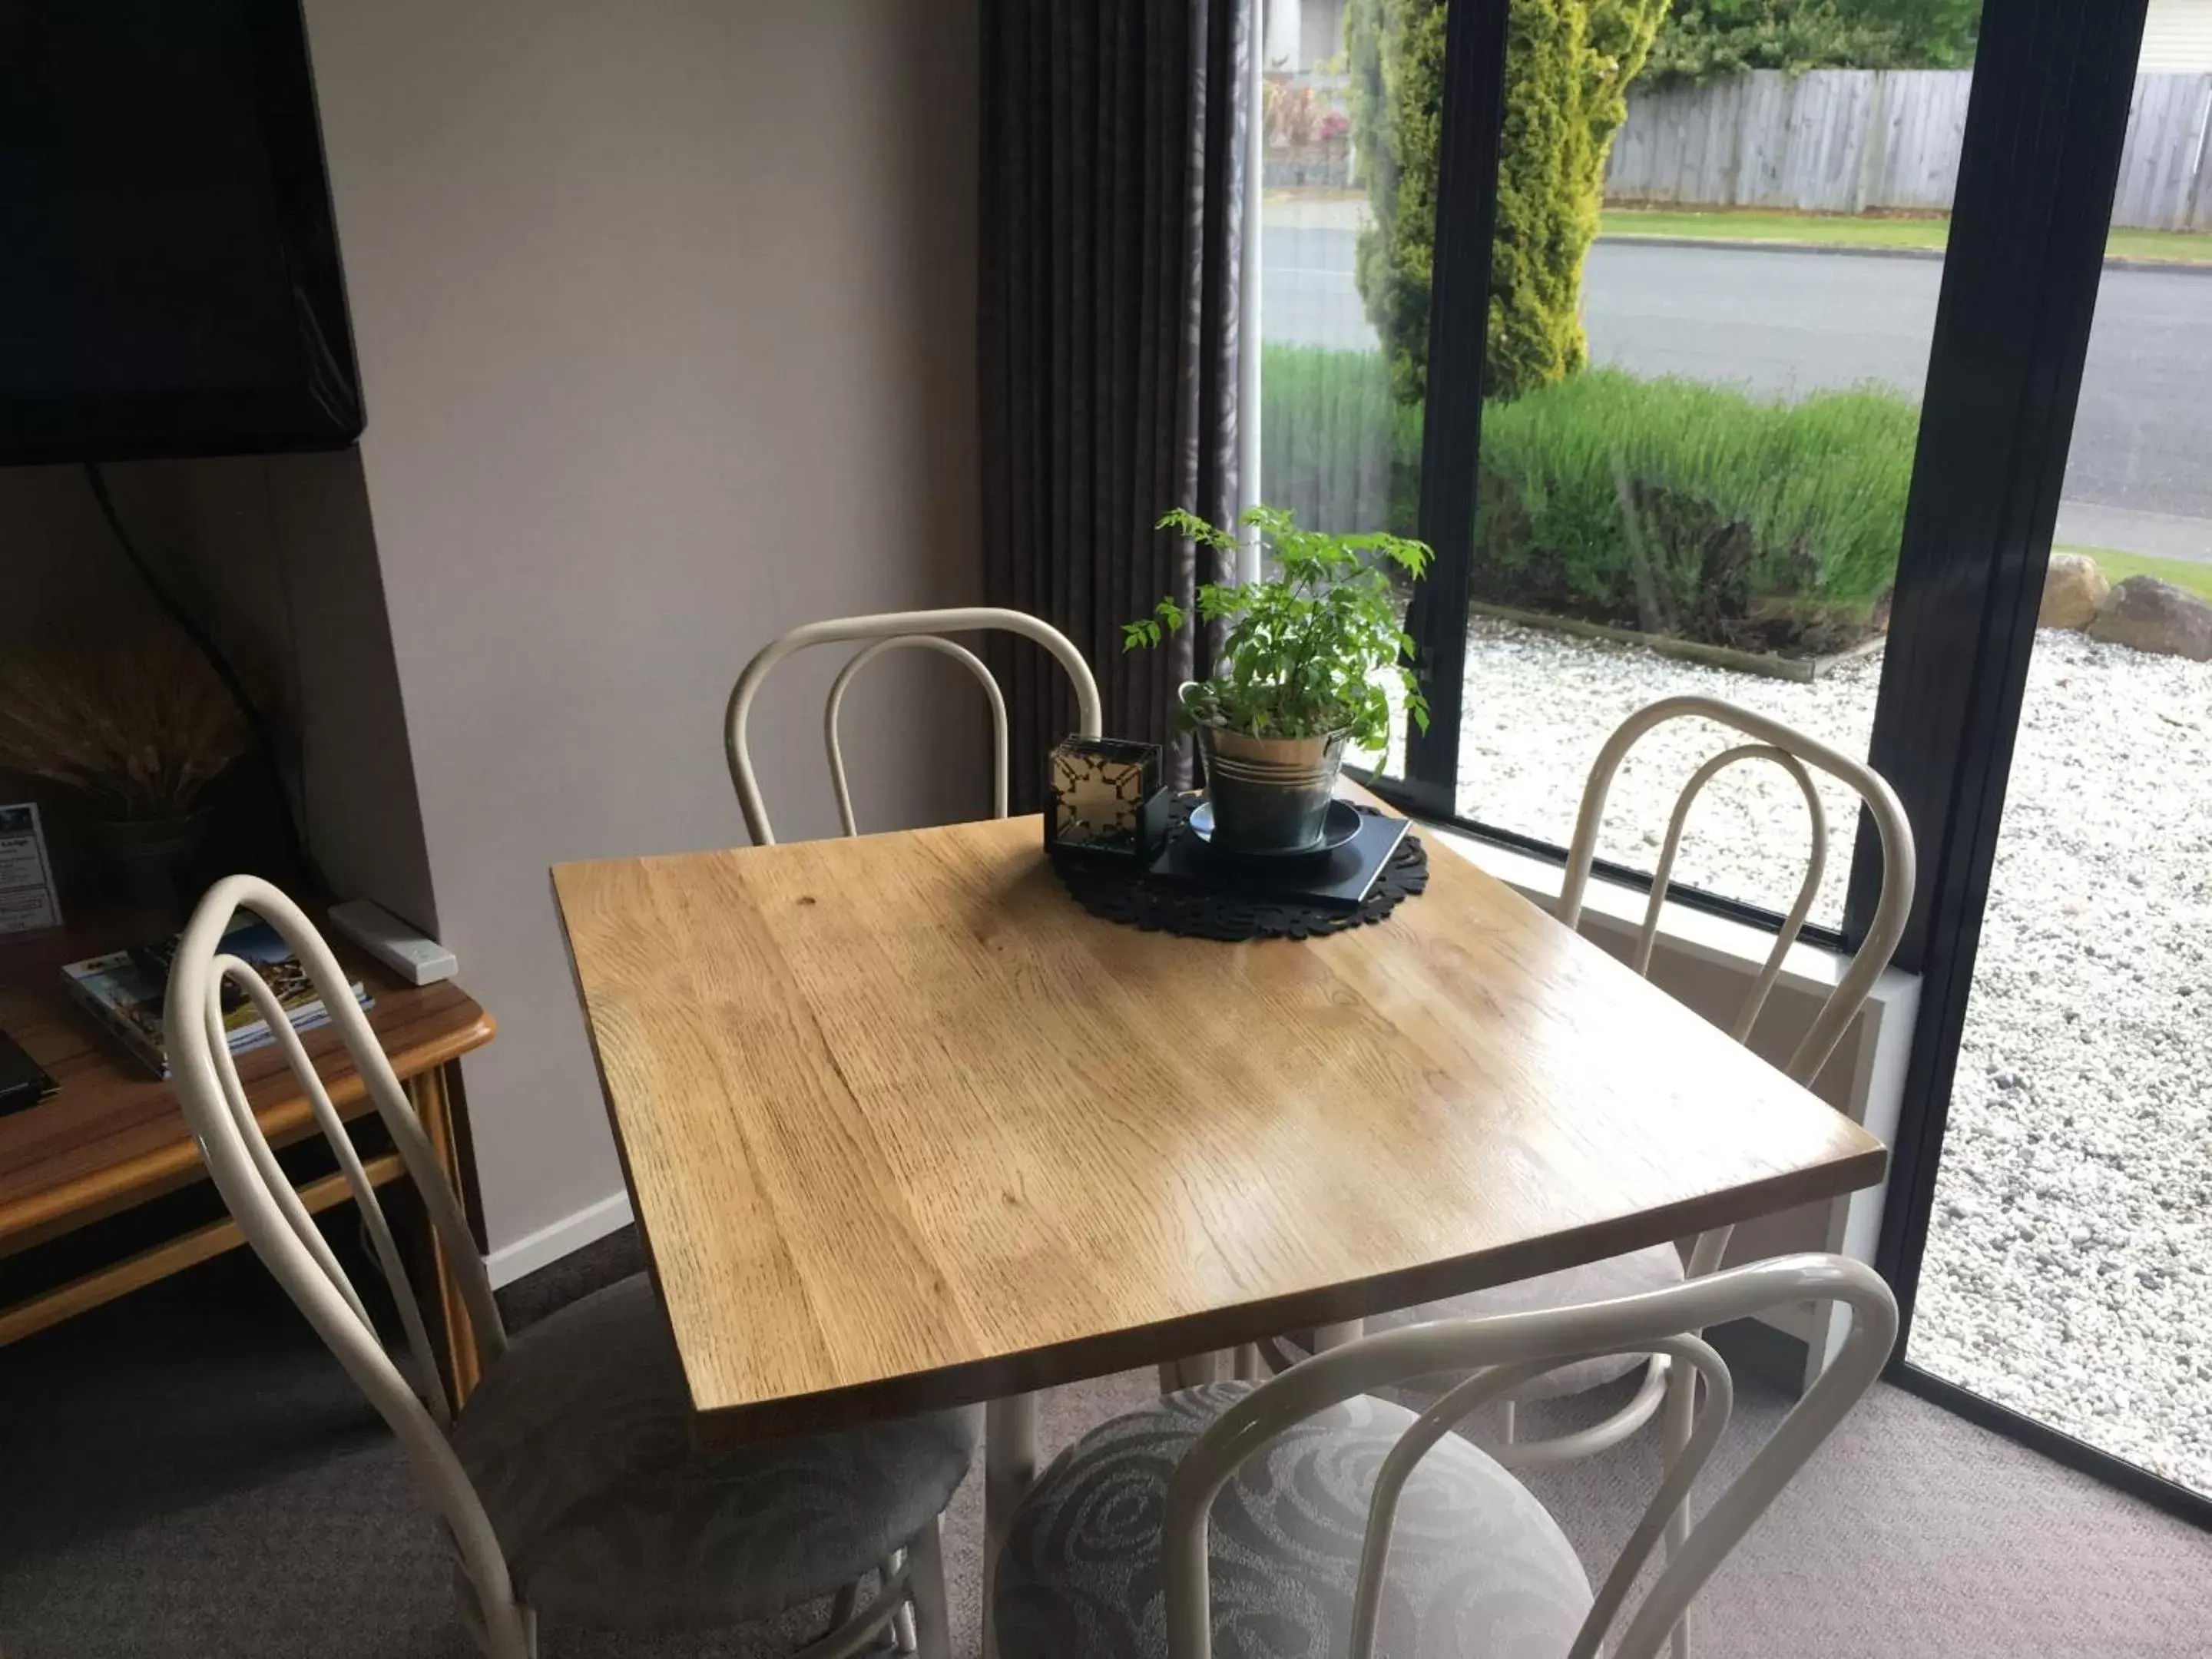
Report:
1154,508,1237,554
1349,0,1669,406
1472,366,1915,640
1647,2,1982,84
1119,597,1187,651
1131,505,1433,750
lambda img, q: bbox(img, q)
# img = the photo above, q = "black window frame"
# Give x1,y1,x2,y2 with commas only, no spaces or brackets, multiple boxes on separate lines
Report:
1353,0,2204,1528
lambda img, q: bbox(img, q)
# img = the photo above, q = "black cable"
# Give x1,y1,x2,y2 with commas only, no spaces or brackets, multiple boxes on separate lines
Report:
83,462,324,892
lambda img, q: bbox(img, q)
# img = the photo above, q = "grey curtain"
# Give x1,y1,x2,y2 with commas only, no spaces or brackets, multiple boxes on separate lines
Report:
980,0,1250,808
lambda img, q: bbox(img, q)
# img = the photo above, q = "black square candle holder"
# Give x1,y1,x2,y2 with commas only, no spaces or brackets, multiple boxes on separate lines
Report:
1045,737,1171,863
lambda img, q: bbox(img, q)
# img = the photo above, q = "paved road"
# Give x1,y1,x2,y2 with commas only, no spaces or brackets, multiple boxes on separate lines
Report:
1263,226,2212,545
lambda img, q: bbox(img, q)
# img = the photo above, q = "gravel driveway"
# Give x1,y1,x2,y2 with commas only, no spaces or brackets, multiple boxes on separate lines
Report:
1458,616,2212,1493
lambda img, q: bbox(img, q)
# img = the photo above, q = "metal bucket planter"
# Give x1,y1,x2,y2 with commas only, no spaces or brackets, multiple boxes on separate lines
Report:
1194,724,1349,853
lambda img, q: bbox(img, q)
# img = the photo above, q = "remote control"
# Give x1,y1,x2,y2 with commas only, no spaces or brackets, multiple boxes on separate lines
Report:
329,899,458,986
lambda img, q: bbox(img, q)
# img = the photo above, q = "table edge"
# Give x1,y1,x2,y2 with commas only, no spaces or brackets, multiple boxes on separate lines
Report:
688,1137,1889,1449
551,863,692,1403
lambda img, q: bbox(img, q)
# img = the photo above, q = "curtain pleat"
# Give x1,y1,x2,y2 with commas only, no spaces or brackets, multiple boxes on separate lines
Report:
981,0,1248,809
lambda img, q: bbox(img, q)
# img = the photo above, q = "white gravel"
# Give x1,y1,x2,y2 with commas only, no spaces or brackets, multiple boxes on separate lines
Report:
1457,615,2212,1493
1457,618,1879,927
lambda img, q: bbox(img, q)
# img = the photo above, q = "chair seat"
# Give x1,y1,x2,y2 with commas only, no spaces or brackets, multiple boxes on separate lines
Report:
450,1273,977,1634
1359,1243,1685,1404
993,1382,1592,1659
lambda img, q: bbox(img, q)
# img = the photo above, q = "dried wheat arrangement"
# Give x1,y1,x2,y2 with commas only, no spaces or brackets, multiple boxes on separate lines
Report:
0,636,247,818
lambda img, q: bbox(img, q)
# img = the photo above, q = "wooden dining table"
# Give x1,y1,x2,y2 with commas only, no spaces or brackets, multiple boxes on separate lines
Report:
551,795,1886,1642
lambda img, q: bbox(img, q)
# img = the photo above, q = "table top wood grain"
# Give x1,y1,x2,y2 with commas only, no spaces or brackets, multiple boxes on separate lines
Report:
552,812,1886,1443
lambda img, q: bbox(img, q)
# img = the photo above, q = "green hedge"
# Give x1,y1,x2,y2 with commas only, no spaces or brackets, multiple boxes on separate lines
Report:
1647,1,1981,86
1262,348,1918,652
1475,369,1915,648
1260,344,1422,538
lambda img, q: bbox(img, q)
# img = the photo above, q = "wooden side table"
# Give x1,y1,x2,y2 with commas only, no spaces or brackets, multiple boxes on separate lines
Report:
0,942,495,1404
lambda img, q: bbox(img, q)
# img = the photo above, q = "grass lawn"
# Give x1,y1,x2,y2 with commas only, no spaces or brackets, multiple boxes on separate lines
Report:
1601,207,2212,267
2057,545,2212,602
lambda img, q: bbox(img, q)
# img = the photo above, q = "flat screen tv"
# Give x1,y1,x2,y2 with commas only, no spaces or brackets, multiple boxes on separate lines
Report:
0,1,363,464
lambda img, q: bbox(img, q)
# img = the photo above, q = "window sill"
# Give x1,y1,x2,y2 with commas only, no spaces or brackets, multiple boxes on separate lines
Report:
1423,823,1902,1004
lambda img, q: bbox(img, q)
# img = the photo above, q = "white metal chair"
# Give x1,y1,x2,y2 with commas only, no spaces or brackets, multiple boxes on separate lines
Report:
995,1253,1897,1659
1277,695,1913,1402
725,606,1103,844
166,875,971,1659
1261,695,1914,1654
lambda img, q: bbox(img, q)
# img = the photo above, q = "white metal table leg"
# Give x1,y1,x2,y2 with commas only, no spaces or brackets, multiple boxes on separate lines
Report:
1159,1350,1233,1392
906,1520,953,1659
1312,1319,1364,1351
982,1392,1039,1659
1663,1358,1697,1659
879,1554,916,1654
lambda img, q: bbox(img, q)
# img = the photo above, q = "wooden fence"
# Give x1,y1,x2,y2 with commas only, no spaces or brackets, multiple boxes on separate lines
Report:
1605,70,2212,233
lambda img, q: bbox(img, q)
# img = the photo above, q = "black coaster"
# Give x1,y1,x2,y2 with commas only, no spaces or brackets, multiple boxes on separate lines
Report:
1053,798,1429,941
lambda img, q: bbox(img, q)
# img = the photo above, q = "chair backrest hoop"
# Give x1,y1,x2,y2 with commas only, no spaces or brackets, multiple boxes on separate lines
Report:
1557,694,1916,1088
1161,1253,1898,1659
164,876,520,1631
826,636,1010,833
724,606,1104,845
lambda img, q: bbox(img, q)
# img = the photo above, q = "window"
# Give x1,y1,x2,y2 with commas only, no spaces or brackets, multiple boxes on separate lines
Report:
1902,29,2212,1500
1433,8,1986,931
1266,0,2200,1520
1257,0,1444,776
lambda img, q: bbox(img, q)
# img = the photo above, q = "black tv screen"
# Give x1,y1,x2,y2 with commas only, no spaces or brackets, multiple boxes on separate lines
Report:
0,1,363,463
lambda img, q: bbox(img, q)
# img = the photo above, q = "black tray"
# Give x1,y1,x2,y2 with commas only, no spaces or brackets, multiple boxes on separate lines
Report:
1147,805,1412,909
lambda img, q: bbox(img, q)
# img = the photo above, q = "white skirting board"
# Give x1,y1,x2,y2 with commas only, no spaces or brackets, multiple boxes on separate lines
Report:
483,1190,635,1289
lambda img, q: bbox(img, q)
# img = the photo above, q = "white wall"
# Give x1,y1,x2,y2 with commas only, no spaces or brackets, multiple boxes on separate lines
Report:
2141,0,2212,73
1264,0,1347,73
300,0,987,1259
0,457,437,930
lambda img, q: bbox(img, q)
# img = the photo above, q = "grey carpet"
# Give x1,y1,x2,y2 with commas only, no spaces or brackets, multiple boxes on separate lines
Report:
2,1226,2207,1657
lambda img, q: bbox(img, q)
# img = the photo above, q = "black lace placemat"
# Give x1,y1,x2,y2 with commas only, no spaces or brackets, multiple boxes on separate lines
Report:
1054,800,1429,941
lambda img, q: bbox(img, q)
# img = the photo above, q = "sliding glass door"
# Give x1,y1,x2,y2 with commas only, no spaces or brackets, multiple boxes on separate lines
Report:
1266,0,2203,1520
1430,8,1987,932
1257,0,1450,777
1905,21,2212,1498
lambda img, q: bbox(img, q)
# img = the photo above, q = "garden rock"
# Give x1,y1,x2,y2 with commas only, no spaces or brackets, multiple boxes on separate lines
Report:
2087,576,2212,661
2038,552,2108,630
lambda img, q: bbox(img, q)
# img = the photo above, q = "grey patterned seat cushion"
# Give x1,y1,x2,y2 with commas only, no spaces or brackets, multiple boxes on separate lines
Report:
1341,1243,1684,1406
994,1382,1591,1659
449,1272,976,1634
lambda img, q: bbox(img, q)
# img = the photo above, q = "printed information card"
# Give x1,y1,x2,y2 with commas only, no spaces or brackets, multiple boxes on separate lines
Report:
0,803,65,935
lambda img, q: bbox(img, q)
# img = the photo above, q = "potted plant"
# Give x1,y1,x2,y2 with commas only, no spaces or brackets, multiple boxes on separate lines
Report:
1126,505,1431,853
0,634,247,919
